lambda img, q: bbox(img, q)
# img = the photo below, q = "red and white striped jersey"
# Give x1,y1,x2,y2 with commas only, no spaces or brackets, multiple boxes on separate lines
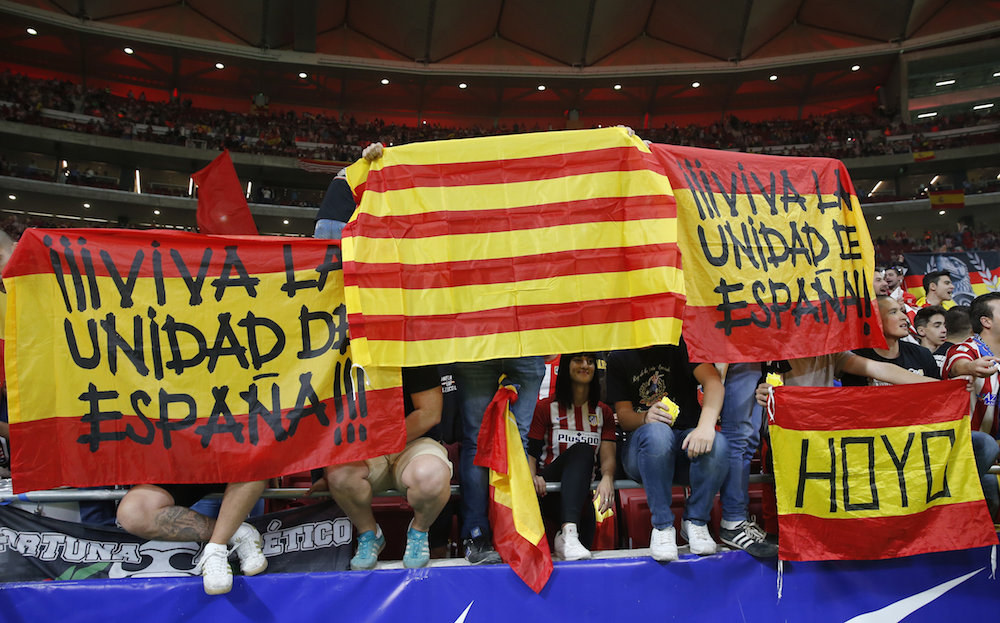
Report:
528,397,615,467
942,336,999,437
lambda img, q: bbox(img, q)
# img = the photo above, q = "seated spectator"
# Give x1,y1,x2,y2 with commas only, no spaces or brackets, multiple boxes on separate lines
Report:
607,339,728,562
942,292,1000,519
314,365,451,569
116,481,268,594
528,353,616,561
873,268,890,296
842,297,940,385
914,305,948,355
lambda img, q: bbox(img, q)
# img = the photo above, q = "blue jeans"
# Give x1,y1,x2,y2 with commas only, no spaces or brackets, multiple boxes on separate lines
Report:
454,357,544,539
971,431,1000,518
622,421,729,530
314,218,346,240
719,363,762,522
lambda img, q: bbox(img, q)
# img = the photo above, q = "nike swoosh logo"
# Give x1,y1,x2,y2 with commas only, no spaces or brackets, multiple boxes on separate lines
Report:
844,567,983,622
452,601,474,623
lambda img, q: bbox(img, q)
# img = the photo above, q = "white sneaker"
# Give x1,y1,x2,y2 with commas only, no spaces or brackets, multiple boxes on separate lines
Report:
555,524,592,561
649,526,678,562
681,520,717,555
195,542,232,595
553,531,565,560
229,522,268,576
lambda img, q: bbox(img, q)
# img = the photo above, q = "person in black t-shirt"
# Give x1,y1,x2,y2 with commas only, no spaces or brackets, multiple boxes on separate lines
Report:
314,365,452,570
843,296,940,386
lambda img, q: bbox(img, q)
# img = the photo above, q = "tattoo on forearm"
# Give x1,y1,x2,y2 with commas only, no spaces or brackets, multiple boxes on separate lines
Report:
151,506,215,541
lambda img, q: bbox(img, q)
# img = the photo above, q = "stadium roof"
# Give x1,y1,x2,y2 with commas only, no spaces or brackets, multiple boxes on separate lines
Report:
2,0,1000,124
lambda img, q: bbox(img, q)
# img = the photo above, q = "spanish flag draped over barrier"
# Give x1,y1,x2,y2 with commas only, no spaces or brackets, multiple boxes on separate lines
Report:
475,380,553,593
341,126,683,368
769,380,997,561
651,144,884,363
4,229,404,493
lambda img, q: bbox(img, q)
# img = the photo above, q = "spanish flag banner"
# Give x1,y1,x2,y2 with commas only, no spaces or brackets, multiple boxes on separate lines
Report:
475,380,553,593
4,229,404,493
650,144,884,363
929,189,965,210
769,380,998,561
341,126,683,368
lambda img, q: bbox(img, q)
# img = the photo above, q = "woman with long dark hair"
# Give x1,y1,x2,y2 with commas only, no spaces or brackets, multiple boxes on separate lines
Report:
528,353,616,560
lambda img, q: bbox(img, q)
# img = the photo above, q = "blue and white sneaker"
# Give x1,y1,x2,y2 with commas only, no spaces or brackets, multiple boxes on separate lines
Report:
350,526,386,570
402,520,431,569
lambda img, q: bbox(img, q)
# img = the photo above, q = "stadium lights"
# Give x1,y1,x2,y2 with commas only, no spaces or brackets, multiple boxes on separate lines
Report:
283,219,289,225
917,111,937,119
380,78,389,85
7,194,15,201
537,85,546,91
974,103,994,110
26,27,37,35
930,175,940,185
876,215,883,221
851,65,860,71
124,47,134,55
939,210,946,215
868,180,883,197
691,81,701,88
246,181,252,199
153,210,160,216
769,75,777,81
935,79,956,87
134,169,142,194
83,202,90,208
215,62,225,70
298,72,308,79
188,177,194,196
613,84,622,90
459,83,468,89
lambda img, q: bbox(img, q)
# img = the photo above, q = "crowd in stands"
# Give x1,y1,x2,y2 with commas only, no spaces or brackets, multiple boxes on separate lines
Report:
2,70,998,165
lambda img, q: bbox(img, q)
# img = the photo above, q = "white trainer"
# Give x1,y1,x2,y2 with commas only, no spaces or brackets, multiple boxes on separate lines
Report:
649,526,678,562
681,520,717,555
195,542,232,595
229,522,268,576
556,524,592,561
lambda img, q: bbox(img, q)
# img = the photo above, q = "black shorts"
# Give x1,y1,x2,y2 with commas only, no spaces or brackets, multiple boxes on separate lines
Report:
157,483,227,508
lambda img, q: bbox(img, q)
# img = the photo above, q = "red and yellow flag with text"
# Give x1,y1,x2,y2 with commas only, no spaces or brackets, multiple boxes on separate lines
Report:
341,127,683,368
651,145,884,363
4,229,403,492
769,380,997,561
475,380,553,593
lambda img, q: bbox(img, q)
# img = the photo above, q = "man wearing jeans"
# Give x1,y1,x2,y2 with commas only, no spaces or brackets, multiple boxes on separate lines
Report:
454,357,545,563
718,363,778,557
607,340,728,562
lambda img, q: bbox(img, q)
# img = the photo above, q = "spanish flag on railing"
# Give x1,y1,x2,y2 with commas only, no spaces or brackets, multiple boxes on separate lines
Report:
341,127,683,368
475,379,553,593
929,189,965,210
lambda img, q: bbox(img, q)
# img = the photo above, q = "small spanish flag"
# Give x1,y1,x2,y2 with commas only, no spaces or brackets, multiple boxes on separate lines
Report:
475,379,553,593
929,189,965,209
913,150,936,162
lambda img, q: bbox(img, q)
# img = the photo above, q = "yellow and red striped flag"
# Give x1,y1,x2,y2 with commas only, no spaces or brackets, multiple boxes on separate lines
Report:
929,189,965,209
341,126,683,368
475,379,552,593
769,380,997,561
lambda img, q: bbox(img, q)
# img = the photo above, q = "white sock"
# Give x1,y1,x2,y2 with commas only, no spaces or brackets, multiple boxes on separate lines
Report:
721,519,744,531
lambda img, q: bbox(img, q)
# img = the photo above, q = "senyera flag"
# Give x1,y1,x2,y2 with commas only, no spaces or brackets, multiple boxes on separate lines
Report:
4,229,404,493
341,126,684,368
650,144,884,363
769,380,997,561
475,379,553,593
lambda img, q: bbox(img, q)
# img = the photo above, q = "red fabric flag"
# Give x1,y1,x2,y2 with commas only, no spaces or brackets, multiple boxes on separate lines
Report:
474,380,553,593
769,381,998,561
193,150,258,235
